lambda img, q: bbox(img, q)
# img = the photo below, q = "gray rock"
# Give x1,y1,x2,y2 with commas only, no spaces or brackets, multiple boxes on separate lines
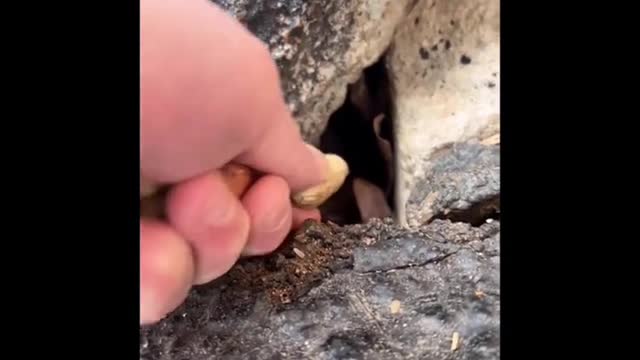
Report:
406,142,500,227
389,0,500,225
352,236,457,273
140,219,500,359
212,0,409,145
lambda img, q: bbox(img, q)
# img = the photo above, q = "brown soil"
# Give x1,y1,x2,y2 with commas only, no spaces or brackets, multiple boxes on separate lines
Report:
206,219,359,315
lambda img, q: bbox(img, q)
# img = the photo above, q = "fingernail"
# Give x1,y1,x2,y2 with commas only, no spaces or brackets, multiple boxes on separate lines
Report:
193,190,248,284
204,194,238,228
258,203,290,234
305,143,328,182
241,203,291,257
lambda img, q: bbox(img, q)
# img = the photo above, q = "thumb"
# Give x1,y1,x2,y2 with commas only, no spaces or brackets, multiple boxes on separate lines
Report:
236,114,328,193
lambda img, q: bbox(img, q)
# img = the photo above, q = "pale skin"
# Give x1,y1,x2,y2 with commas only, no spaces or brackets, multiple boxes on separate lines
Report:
140,0,327,324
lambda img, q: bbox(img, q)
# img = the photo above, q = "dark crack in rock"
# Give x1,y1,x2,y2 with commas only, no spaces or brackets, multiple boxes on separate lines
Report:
140,219,500,360
406,142,500,227
352,235,458,273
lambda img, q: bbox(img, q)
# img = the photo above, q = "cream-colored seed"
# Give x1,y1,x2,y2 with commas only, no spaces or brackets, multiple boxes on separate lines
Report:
293,247,306,258
390,300,401,314
291,154,349,209
451,332,460,351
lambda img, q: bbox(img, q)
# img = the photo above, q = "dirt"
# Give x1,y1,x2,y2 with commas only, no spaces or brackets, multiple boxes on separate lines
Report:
216,220,358,311
165,218,373,327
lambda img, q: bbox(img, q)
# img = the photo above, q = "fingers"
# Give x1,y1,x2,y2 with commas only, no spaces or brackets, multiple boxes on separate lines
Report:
165,171,251,285
238,174,321,256
220,163,254,197
240,176,293,256
140,219,194,325
140,177,320,325
141,0,292,184
140,0,330,326
163,167,321,285
237,126,328,192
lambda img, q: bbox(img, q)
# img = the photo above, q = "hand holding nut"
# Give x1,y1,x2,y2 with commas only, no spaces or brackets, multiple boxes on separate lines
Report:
141,150,349,217
219,152,349,209
140,0,350,325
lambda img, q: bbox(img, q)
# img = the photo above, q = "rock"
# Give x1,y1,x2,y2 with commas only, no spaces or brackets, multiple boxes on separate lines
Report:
140,219,500,360
212,0,410,145
387,0,500,225
406,142,500,227
352,236,457,273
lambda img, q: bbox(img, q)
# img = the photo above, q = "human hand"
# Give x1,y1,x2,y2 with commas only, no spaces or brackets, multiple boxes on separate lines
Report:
140,0,327,324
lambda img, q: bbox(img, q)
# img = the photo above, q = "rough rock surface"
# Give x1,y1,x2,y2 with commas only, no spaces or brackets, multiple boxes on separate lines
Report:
388,0,500,225
140,219,500,360
406,142,500,227
212,0,409,145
